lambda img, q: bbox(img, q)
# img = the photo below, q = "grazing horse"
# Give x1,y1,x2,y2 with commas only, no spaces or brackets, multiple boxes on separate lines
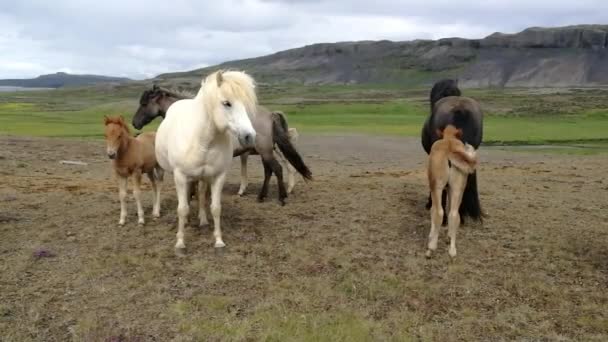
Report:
133,85,311,205
103,115,163,226
155,70,258,250
421,79,483,221
426,125,477,258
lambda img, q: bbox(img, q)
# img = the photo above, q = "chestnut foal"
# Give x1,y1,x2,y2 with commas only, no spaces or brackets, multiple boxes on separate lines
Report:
103,115,163,226
426,125,478,258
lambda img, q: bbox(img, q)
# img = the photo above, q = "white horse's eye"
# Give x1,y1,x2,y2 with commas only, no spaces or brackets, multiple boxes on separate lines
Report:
222,101,232,108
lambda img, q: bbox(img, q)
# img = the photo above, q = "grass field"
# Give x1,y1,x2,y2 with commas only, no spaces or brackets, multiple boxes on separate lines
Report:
1,84,608,147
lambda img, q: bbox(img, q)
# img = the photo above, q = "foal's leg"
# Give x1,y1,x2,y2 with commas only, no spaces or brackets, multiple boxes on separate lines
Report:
426,187,444,258
132,170,145,225
117,176,128,226
237,153,249,196
210,173,227,248
198,180,210,227
447,172,467,258
268,157,287,205
257,158,272,202
174,171,190,250
148,171,161,219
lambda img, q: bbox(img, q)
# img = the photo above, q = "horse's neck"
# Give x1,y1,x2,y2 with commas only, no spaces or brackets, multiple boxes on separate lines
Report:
192,105,228,149
160,96,180,114
117,134,133,159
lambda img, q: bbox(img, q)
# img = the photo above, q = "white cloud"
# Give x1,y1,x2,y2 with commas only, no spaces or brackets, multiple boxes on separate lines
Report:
0,0,606,79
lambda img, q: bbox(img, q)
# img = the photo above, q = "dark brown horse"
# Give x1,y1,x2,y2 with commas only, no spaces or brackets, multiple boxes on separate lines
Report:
133,85,311,205
421,79,483,221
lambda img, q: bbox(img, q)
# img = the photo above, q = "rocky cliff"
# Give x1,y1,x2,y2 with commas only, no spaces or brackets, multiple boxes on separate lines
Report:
156,25,608,88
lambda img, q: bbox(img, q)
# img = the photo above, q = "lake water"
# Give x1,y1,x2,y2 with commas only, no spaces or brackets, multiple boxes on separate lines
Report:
0,86,54,92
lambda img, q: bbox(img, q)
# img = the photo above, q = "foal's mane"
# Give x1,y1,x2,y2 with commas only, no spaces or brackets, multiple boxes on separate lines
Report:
104,116,131,135
198,70,258,117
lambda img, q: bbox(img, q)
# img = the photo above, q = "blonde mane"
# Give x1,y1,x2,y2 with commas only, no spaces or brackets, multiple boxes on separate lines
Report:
198,70,258,118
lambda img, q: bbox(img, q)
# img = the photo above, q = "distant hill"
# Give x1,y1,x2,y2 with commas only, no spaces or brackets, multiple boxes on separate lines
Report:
154,25,608,88
0,72,131,88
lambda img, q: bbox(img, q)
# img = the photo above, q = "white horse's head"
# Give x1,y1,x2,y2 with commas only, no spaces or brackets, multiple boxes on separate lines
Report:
201,70,257,147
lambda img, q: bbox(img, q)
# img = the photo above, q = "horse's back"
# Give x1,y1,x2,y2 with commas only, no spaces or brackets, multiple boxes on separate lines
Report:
432,96,483,148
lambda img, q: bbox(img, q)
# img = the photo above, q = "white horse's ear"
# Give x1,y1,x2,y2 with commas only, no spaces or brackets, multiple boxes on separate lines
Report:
216,71,224,86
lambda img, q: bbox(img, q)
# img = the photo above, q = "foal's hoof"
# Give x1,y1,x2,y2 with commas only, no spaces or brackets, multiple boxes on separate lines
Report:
279,198,286,206
257,196,265,203
425,250,433,259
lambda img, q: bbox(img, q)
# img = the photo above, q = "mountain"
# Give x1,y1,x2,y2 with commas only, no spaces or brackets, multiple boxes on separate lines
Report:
0,72,131,88
155,25,608,88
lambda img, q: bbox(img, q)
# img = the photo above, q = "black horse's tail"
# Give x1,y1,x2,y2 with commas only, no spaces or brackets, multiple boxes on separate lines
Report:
271,112,312,181
453,108,483,222
460,171,483,222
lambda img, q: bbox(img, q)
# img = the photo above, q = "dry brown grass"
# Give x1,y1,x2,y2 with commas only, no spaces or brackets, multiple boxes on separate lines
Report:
1,136,607,341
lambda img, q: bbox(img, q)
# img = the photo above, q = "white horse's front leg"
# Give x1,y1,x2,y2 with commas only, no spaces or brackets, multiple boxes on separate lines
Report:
174,171,190,250
237,153,248,196
198,180,209,227
210,173,227,248
117,176,128,226
132,171,145,225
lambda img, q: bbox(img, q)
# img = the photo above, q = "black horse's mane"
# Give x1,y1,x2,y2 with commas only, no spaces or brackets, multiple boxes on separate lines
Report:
139,85,193,105
429,79,461,112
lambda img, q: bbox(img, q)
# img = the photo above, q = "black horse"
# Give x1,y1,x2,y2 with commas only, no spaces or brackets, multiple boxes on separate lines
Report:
421,79,484,221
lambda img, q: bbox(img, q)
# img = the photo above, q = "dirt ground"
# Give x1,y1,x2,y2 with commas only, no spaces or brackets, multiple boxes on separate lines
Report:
1,135,607,341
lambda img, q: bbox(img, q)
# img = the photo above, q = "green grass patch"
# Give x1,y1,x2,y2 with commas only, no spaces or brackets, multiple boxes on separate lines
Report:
1,86,607,147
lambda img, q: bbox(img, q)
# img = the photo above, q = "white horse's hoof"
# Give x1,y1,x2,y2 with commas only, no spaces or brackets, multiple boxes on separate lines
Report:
138,219,145,225
175,240,185,250
153,212,160,219
425,250,433,258
118,220,125,226
214,240,226,248
449,249,457,258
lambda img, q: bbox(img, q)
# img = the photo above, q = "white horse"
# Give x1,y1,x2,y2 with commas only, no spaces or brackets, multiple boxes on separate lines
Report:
155,70,258,249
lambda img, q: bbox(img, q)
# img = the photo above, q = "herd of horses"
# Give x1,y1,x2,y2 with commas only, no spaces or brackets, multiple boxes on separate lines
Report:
103,71,484,257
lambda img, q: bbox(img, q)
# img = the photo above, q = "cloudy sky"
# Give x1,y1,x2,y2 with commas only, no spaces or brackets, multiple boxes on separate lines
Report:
1,0,607,80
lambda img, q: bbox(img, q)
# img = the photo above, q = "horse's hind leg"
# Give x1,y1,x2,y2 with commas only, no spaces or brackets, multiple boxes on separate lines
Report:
426,186,444,258
268,157,287,206
257,158,272,203
238,153,249,196
117,176,128,226
447,171,467,258
210,173,227,248
132,170,145,225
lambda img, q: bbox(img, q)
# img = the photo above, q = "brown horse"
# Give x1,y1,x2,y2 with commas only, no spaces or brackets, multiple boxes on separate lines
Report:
103,115,163,226
133,85,311,205
426,125,477,258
